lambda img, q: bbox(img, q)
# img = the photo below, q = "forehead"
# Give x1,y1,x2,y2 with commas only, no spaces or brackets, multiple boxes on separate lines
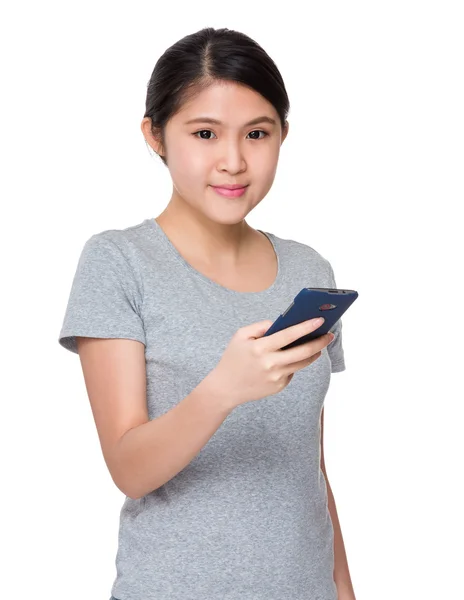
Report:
174,81,277,126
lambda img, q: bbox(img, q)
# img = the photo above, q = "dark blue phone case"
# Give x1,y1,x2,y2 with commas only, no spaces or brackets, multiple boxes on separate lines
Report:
262,287,358,350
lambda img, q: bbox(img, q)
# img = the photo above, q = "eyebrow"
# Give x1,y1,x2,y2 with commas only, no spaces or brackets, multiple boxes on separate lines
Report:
184,116,277,127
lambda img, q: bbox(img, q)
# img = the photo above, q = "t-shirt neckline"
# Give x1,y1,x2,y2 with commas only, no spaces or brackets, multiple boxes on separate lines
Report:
145,218,284,297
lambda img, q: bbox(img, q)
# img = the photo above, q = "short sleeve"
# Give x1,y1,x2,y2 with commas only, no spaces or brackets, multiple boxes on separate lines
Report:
326,262,346,373
58,234,146,354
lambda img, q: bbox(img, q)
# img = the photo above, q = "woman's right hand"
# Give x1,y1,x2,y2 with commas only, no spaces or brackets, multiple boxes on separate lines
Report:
206,317,335,409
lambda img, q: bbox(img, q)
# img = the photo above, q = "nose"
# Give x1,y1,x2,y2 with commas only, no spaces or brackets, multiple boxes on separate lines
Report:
216,140,247,174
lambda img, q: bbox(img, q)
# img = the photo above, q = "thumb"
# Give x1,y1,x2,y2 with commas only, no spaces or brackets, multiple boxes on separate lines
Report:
242,319,274,339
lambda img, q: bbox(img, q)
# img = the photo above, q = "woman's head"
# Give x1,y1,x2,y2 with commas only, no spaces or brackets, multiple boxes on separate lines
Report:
141,27,290,225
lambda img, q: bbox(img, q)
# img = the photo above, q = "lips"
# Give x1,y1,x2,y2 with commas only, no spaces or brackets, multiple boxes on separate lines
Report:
211,185,248,198
212,185,248,190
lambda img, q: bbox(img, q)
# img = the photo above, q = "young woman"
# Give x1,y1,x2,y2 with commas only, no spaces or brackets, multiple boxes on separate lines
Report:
59,27,356,600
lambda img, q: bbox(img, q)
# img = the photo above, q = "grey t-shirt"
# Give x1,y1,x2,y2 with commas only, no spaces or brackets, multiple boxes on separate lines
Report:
58,217,346,600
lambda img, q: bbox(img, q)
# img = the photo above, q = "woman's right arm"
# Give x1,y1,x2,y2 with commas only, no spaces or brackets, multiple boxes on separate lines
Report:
76,316,331,500
76,336,235,500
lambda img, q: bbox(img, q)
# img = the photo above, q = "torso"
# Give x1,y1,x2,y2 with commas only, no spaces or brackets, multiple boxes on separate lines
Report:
75,217,340,600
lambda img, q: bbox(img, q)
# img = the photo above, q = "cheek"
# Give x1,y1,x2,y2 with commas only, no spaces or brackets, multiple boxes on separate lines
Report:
169,142,206,185
253,142,279,172
256,153,279,186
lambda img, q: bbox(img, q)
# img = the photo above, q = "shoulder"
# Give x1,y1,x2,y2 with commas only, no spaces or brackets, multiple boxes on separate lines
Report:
76,220,153,296
86,218,150,255
80,219,154,275
269,231,333,279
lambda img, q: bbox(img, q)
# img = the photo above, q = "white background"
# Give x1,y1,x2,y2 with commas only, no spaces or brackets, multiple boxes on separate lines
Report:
2,1,463,599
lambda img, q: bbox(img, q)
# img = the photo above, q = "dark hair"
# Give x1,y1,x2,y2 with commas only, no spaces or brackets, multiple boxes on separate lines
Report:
143,27,290,167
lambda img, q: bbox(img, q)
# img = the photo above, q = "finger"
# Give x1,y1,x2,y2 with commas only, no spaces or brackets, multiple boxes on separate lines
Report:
274,332,332,366
281,350,322,376
241,320,274,339
260,317,326,352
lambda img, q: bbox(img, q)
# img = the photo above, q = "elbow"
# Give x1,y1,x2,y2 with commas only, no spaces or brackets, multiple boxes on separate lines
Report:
107,430,160,500
111,472,141,500
105,433,143,500
106,452,141,499
109,464,155,500
126,491,142,501
119,476,162,500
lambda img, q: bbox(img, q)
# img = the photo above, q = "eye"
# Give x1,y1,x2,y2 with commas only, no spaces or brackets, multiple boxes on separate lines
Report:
248,130,269,140
192,130,269,140
193,130,217,140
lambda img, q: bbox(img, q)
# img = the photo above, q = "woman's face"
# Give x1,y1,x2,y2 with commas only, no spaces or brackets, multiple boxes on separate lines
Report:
142,80,289,225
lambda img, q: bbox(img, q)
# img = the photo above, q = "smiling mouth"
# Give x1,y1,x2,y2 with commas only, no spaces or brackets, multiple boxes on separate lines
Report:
211,185,249,198
211,185,248,190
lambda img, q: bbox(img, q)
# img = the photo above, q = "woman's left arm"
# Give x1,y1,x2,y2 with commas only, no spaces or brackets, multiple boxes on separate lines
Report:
321,407,357,600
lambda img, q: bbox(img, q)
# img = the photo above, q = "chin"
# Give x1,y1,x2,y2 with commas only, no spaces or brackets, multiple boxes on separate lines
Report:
207,210,250,226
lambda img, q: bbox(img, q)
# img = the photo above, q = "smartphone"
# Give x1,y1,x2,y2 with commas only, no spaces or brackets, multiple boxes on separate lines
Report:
262,287,358,350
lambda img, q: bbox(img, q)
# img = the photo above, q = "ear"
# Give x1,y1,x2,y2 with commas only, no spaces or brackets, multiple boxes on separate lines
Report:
141,117,165,156
281,120,289,144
